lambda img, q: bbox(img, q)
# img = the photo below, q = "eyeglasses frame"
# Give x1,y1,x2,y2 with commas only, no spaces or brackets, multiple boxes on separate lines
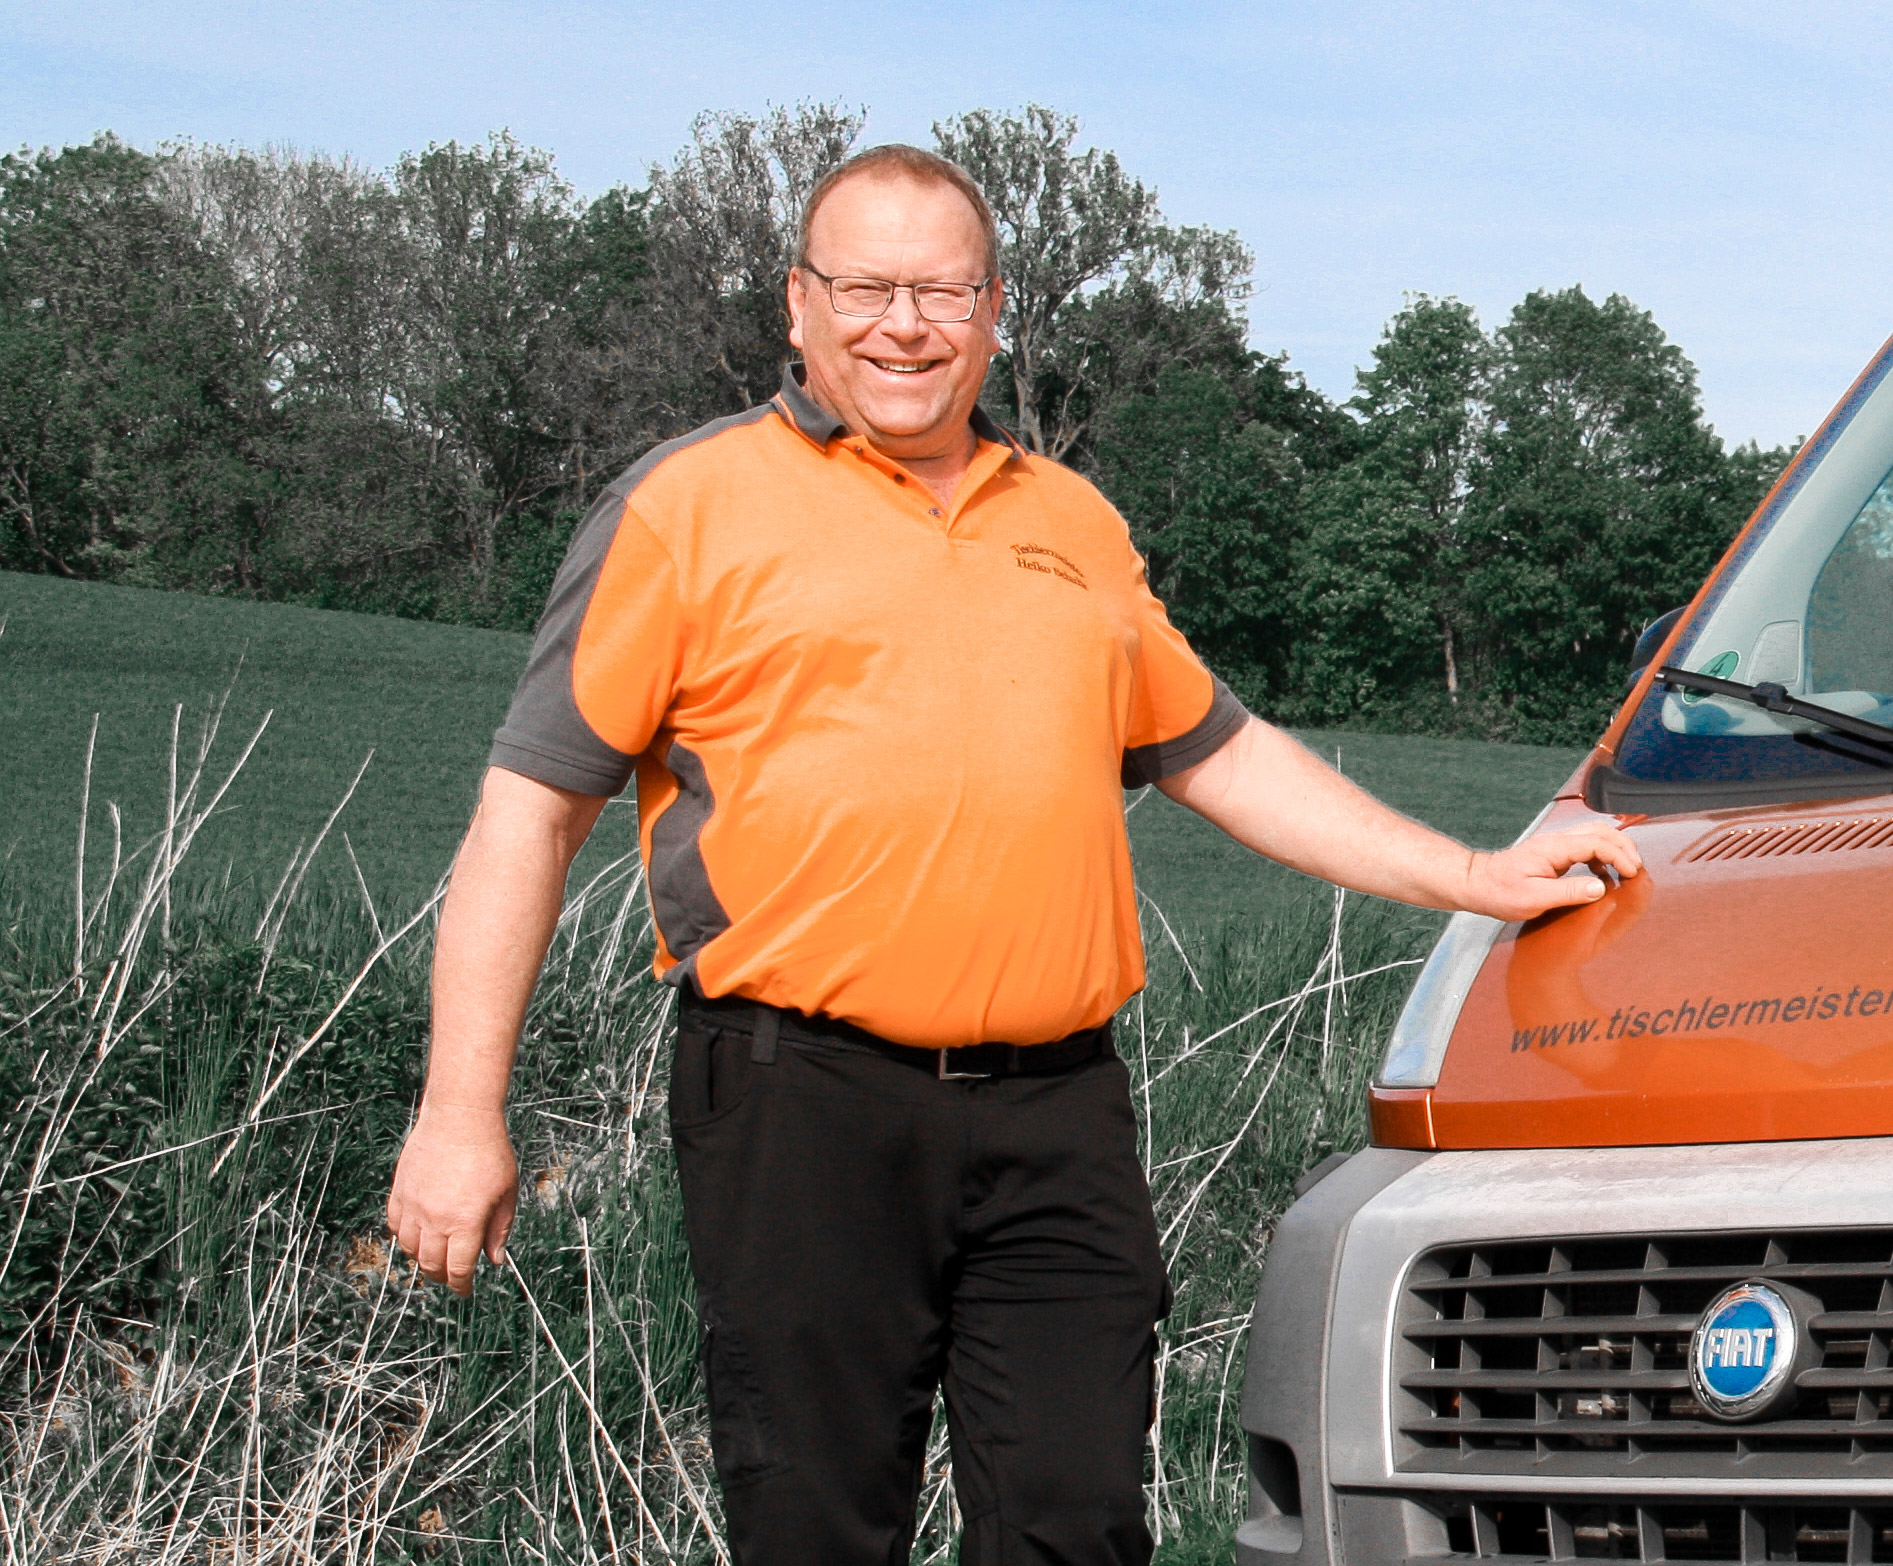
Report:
799,265,995,324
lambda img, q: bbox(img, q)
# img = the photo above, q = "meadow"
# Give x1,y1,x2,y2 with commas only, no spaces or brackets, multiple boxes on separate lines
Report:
0,572,1583,927
0,571,1587,1563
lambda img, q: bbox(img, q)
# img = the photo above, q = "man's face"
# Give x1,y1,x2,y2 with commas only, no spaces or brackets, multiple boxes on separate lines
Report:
787,174,1001,457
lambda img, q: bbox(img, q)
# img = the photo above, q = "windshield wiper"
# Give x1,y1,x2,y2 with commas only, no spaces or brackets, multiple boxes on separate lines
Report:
1658,666,1893,749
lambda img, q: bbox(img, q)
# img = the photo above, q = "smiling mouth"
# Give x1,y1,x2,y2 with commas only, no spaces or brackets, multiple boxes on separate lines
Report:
868,358,942,375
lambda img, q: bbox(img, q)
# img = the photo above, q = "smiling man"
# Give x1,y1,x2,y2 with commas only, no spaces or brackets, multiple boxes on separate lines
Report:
386,145,1640,1566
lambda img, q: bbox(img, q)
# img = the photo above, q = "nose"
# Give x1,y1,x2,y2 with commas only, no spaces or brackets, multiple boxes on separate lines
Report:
878,285,929,339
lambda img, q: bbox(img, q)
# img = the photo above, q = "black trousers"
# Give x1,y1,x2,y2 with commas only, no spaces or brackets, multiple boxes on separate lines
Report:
667,1002,1171,1566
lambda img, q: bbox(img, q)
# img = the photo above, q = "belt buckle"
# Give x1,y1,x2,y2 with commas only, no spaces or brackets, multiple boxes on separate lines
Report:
937,1046,990,1080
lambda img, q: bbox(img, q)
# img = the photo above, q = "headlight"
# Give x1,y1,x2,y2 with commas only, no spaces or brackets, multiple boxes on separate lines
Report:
1375,803,1555,1088
1375,910,1506,1087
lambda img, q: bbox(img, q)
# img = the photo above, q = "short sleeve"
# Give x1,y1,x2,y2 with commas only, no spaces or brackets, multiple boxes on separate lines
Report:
488,493,685,795
1119,562,1249,789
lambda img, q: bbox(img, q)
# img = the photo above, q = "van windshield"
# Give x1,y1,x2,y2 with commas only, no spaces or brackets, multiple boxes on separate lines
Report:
1605,341,1893,810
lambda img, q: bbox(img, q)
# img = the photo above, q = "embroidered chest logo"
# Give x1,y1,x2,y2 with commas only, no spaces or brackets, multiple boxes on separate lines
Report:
1011,543,1088,590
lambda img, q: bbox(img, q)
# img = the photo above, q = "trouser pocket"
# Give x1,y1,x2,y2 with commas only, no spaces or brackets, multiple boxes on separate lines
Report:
669,1025,757,1129
699,1308,792,1488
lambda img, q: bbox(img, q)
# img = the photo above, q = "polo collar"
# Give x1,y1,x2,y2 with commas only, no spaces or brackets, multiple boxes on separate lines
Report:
971,403,1028,460
775,363,848,446
774,363,1027,461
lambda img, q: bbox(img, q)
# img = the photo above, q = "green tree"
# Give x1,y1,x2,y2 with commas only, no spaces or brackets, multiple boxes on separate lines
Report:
1096,360,1317,704
385,132,586,587
1459,285,1741,737
1292,296,1489,721
0,135,257,584
1027,226,1259,470
156,142,433,599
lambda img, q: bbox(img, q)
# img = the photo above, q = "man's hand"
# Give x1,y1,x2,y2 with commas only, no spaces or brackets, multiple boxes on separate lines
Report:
1158,717,1643,915
387,1103,518,1297
1462,826,1644,923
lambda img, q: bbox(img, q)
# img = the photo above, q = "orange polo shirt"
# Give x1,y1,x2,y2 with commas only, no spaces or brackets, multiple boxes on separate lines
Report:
490,367,1246,1046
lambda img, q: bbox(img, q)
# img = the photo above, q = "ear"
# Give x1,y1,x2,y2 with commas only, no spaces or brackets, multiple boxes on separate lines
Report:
787,266,809,351
984,273,1005,347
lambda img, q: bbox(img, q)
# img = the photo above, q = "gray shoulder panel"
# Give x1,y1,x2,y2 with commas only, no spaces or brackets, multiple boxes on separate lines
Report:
486,405,776,796
1121,678,1249,789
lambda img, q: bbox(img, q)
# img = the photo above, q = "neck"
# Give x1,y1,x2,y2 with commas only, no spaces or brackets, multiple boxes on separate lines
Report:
889,425,980,506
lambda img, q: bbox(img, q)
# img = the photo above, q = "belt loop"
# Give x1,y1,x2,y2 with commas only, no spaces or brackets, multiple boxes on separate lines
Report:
751,1005,780,1065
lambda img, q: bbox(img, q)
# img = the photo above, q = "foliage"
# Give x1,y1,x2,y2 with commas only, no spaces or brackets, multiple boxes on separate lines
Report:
0,136,257,585
1291,296,1489,721
1457,287,1777,740
1097,363,1306,707
1285,289,1796,741
0,111,1802,742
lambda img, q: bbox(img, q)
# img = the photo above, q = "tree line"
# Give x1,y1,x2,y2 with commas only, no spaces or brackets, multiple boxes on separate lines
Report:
0,104,1793,742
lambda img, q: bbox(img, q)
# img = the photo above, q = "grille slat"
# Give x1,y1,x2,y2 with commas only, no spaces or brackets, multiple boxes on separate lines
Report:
1395,1229,1893,1483
1403,1369,1690,1390
1422,1261,1893,1292
1394,1494,1893,1563
1812,1311,1893,1331
1798,1368,1893,1389
1401,1415,1892,1439
1406,1312,1700,1338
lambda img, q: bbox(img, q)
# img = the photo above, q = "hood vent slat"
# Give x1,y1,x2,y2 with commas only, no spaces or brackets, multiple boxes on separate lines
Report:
1683,814,1893,862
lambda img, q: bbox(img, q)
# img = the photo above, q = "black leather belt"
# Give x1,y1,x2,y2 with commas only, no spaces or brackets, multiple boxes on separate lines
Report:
677,992,1114,1079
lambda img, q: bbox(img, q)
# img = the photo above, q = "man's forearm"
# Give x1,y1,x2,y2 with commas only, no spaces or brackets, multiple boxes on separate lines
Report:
1157,716,1641,920
1156,718,1481,907
390,768,608,1295
424,768,607,1114
1155,713,1649,924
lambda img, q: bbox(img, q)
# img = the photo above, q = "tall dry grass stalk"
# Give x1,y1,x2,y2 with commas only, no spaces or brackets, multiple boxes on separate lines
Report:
0,709,1426,1563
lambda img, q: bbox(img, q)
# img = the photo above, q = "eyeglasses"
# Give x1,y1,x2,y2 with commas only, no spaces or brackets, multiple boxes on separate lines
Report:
802,267,992,323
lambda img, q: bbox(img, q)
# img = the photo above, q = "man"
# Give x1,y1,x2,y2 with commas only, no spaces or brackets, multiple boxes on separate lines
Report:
387,145,1640,1565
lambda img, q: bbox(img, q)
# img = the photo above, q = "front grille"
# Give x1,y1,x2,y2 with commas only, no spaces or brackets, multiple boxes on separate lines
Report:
1396,1230,1893,1481
1682,815,1893,861
1417,1494,1893,1562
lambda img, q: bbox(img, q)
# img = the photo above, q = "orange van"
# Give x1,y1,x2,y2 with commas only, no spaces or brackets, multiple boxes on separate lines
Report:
1238,334,1893,1565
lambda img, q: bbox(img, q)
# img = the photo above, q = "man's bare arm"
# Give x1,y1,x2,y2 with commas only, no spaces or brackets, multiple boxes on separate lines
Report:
1155,717,1641,920
386,767,608,1296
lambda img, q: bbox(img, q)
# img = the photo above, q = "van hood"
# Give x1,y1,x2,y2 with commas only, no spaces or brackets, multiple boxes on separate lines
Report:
1426,791,1893,1148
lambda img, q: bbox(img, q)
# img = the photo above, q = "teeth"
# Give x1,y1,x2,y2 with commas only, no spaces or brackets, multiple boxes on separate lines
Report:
873,360,932,374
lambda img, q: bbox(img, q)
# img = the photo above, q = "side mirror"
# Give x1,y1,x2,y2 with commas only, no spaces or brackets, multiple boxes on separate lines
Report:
1627,606,1687,691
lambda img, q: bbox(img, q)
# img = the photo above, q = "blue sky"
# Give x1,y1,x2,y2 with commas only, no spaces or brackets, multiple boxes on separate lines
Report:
6,0,1892,448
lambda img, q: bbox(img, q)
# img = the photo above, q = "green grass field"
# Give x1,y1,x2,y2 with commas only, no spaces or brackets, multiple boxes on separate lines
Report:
0,568,1594,1563
0,569,1586,930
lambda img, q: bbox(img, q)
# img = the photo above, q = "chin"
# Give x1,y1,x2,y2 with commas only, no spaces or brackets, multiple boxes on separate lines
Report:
857,400,952,439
